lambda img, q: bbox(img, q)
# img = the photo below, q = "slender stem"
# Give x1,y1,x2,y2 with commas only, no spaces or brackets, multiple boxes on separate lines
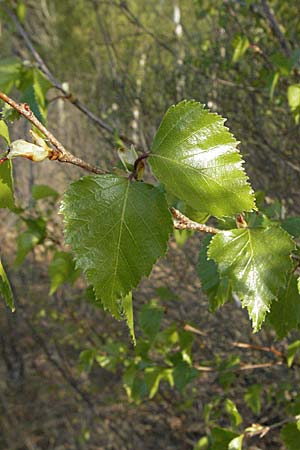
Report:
170,207,220,234
0,91,108,175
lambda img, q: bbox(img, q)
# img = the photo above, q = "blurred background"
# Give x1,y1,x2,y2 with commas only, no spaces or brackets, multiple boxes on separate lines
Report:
0,1,300,449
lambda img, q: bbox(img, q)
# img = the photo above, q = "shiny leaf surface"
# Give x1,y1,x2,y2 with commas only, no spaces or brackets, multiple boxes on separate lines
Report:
208,227,294,331
61,175,172,314
149,100,255,216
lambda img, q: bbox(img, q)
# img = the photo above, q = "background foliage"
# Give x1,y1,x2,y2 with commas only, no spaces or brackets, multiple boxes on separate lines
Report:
0,0,300,449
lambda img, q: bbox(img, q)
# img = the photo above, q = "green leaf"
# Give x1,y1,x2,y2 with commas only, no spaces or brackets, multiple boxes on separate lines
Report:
197,236,231,312
0,57,21,93
288,85,300,111
122,292,136,345
138,300,164,341
281,423,300,450
228,435,243,450
288,85,300,123
286,340,300,368
208,227,294,331
15,217,46,266
0,120,10,144
61,175,173,315
0,258,14,311
281,217,300,238
32,69,51,121
49,251,80,295
149,100,255,217
232,35,249,63
210,427,239,450
172,361,198,391
0,159,14,209
244,384,262,415
32,184,59,201
225,399,242,427
268,274,300,339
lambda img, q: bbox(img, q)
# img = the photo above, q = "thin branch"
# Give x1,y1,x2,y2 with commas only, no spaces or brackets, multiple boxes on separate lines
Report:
233,341,283,358
194,360,283,373
1,4,134,145
171,207,220,234
260,0,292,57
0,90,108,174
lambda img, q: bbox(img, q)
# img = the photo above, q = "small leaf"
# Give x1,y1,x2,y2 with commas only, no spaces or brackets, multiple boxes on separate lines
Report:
268,274,300,339
225,399,242,427
49,251,80,295
198,236,231,312
208,227,294,331
61,175,173,315
228,435,243,450
138,300,164,341
232,35,249,63
210,427,239,450
0,57,22,93
281,423,300,450
32,184,59,201
288,85,300,111
117,145,138,171
0,120,10,144
149,100,255,217
122,292,136,345
286,340,300,368
244,384,262,415
172,361,198,391
0,159,14,209
0,258,14,311
15,218,46,266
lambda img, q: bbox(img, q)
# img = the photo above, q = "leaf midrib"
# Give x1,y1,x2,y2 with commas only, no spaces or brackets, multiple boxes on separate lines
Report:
110,180,130,303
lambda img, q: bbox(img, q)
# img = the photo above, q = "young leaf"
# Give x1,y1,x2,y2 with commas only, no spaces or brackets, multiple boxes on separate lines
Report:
232,35,249,63
268,274,300,339
48,251,80,295
208,227,294,331
197,236,231,312
149,100,255,217
61,175,173,315
122,292,136,345
244,384,262,415
286,340,300,368
0,159,14,209
0,120,10,144
0,258,14,311
224,399,242,427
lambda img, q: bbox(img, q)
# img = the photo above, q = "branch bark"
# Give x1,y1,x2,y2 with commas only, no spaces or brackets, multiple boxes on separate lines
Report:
171,207,220,234
0,90,108,175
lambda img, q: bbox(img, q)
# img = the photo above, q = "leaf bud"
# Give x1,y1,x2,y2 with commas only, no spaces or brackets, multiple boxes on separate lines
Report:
8,139,51,162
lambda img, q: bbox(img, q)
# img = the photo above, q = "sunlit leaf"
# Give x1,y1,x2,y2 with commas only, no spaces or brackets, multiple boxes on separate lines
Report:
208,227,294,331
149,100,255,217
